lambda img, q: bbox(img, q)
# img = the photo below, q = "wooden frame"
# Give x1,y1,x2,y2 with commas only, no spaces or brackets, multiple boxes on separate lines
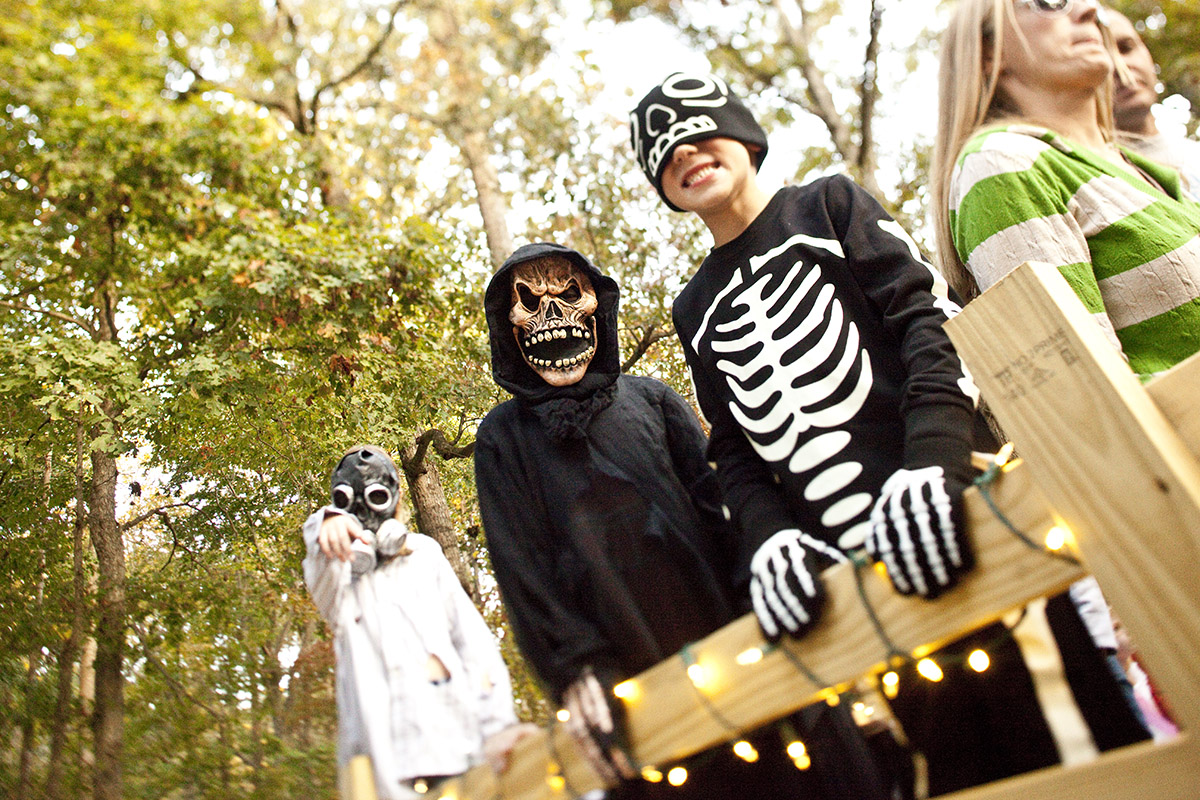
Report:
351,262,1198,800
939,262,1200,798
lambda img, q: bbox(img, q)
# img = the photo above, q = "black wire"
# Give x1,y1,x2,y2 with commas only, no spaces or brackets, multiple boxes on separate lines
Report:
974,466,1081,566
849,552,909,664
679,644,743,733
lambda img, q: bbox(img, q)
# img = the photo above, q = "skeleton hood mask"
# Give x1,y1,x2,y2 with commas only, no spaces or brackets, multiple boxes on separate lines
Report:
329,445,400,533
485,242,620,405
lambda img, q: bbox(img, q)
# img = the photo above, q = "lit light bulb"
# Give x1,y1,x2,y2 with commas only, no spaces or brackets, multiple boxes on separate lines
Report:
733,740,759,762
824,693,840,707
881,670,900,699
613,680,639,701
686,663,709,689
413,779,428,794
994,442,1014,468
967,649,990,673
641,767,663,783
736,647,764,666
1044,525,1069,551
546,775,566,792
793,753,812,770
667,767,688,786
786,740,807,759
916,658,944,682
556,708,571,722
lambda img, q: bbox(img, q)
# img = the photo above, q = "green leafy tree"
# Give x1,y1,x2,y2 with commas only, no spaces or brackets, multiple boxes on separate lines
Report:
0,0,487,796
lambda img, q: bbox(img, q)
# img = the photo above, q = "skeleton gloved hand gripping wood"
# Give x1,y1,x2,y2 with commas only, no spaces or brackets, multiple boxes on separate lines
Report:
865,463,975,599
750,528,846,640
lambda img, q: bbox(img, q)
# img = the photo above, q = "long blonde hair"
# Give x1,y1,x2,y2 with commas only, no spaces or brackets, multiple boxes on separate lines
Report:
931,0,1123,300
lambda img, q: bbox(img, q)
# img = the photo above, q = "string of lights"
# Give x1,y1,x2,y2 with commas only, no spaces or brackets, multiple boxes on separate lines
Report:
973,444,1081,567
430,445,1078,799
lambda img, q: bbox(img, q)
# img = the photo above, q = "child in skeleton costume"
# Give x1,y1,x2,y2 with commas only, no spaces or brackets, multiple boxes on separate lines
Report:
474,242,892,799
302,446,531,800
631,72,1151,795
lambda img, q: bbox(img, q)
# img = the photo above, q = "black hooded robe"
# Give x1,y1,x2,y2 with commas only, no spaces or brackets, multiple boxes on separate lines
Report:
475,242,890,800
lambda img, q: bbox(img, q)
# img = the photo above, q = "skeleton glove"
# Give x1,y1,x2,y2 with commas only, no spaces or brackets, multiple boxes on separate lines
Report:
866,465,974,599
749,528,831,641
561,667,638,784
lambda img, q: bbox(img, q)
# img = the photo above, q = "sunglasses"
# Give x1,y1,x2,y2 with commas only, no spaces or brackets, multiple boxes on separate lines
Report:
1014,0,1098,16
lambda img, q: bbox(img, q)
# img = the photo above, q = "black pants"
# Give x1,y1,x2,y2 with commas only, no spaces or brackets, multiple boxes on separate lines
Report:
888,593,1150,797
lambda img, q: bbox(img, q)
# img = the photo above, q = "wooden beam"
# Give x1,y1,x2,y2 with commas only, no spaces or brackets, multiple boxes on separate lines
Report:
945,261,1200,738
432,461,1078,800
1147,350,1200,461
940,735,1200,800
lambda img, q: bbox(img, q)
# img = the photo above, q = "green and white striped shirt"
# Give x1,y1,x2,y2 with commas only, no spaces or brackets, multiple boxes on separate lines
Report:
950,124,1200,378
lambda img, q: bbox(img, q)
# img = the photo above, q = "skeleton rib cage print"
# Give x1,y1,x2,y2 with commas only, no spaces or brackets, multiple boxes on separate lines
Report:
692,233,876,548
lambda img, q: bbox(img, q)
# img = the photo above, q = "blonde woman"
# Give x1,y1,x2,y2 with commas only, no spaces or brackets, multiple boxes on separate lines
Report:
933,0,1200,379
898,1,1189,794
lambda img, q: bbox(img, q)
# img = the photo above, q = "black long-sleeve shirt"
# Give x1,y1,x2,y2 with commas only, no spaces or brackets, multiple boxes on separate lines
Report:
673,176,978,587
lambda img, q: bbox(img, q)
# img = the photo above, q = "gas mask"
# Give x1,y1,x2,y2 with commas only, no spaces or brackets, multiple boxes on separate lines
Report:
509,256,598,387
330,445,400,533
329,446,401,574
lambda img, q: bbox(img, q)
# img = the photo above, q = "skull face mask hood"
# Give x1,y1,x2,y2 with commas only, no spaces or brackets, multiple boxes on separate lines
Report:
485,242,620,404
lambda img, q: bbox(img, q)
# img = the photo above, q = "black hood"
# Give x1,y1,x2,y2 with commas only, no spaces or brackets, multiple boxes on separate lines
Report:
484,242,620,404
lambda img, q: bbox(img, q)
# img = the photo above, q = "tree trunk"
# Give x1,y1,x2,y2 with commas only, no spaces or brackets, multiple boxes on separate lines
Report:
459,127,513,269
79,629,97,780
262,609,293,739
17,558,44,799
18,452,54,799
400,442,476,599
88,440,123,800
46,422,91,798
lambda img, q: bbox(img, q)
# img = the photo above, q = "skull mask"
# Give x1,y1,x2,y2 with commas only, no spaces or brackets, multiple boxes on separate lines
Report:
329,445,400,534
509,256,598,387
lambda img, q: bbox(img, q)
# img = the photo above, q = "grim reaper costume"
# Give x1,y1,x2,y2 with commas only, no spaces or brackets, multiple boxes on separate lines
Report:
474,242,890,800
303,446,518,800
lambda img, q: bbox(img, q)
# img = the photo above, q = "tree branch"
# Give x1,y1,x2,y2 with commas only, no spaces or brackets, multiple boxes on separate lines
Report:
0,416,54,488
131,622,226,723
275,0,301,41
620,324,675,373
2,275,67,302
0,300,95,336
772,0,857,162
856,0,884,180
119,501,201,533
313,0,410,101
402,427,475,477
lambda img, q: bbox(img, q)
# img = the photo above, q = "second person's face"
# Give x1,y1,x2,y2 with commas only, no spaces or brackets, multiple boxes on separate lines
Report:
1108,12,1158,125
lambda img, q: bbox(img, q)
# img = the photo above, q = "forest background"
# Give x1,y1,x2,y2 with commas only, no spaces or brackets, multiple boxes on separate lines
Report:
2,0,1196,798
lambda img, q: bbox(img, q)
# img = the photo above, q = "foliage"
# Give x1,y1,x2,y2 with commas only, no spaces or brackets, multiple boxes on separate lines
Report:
0,0,498,795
